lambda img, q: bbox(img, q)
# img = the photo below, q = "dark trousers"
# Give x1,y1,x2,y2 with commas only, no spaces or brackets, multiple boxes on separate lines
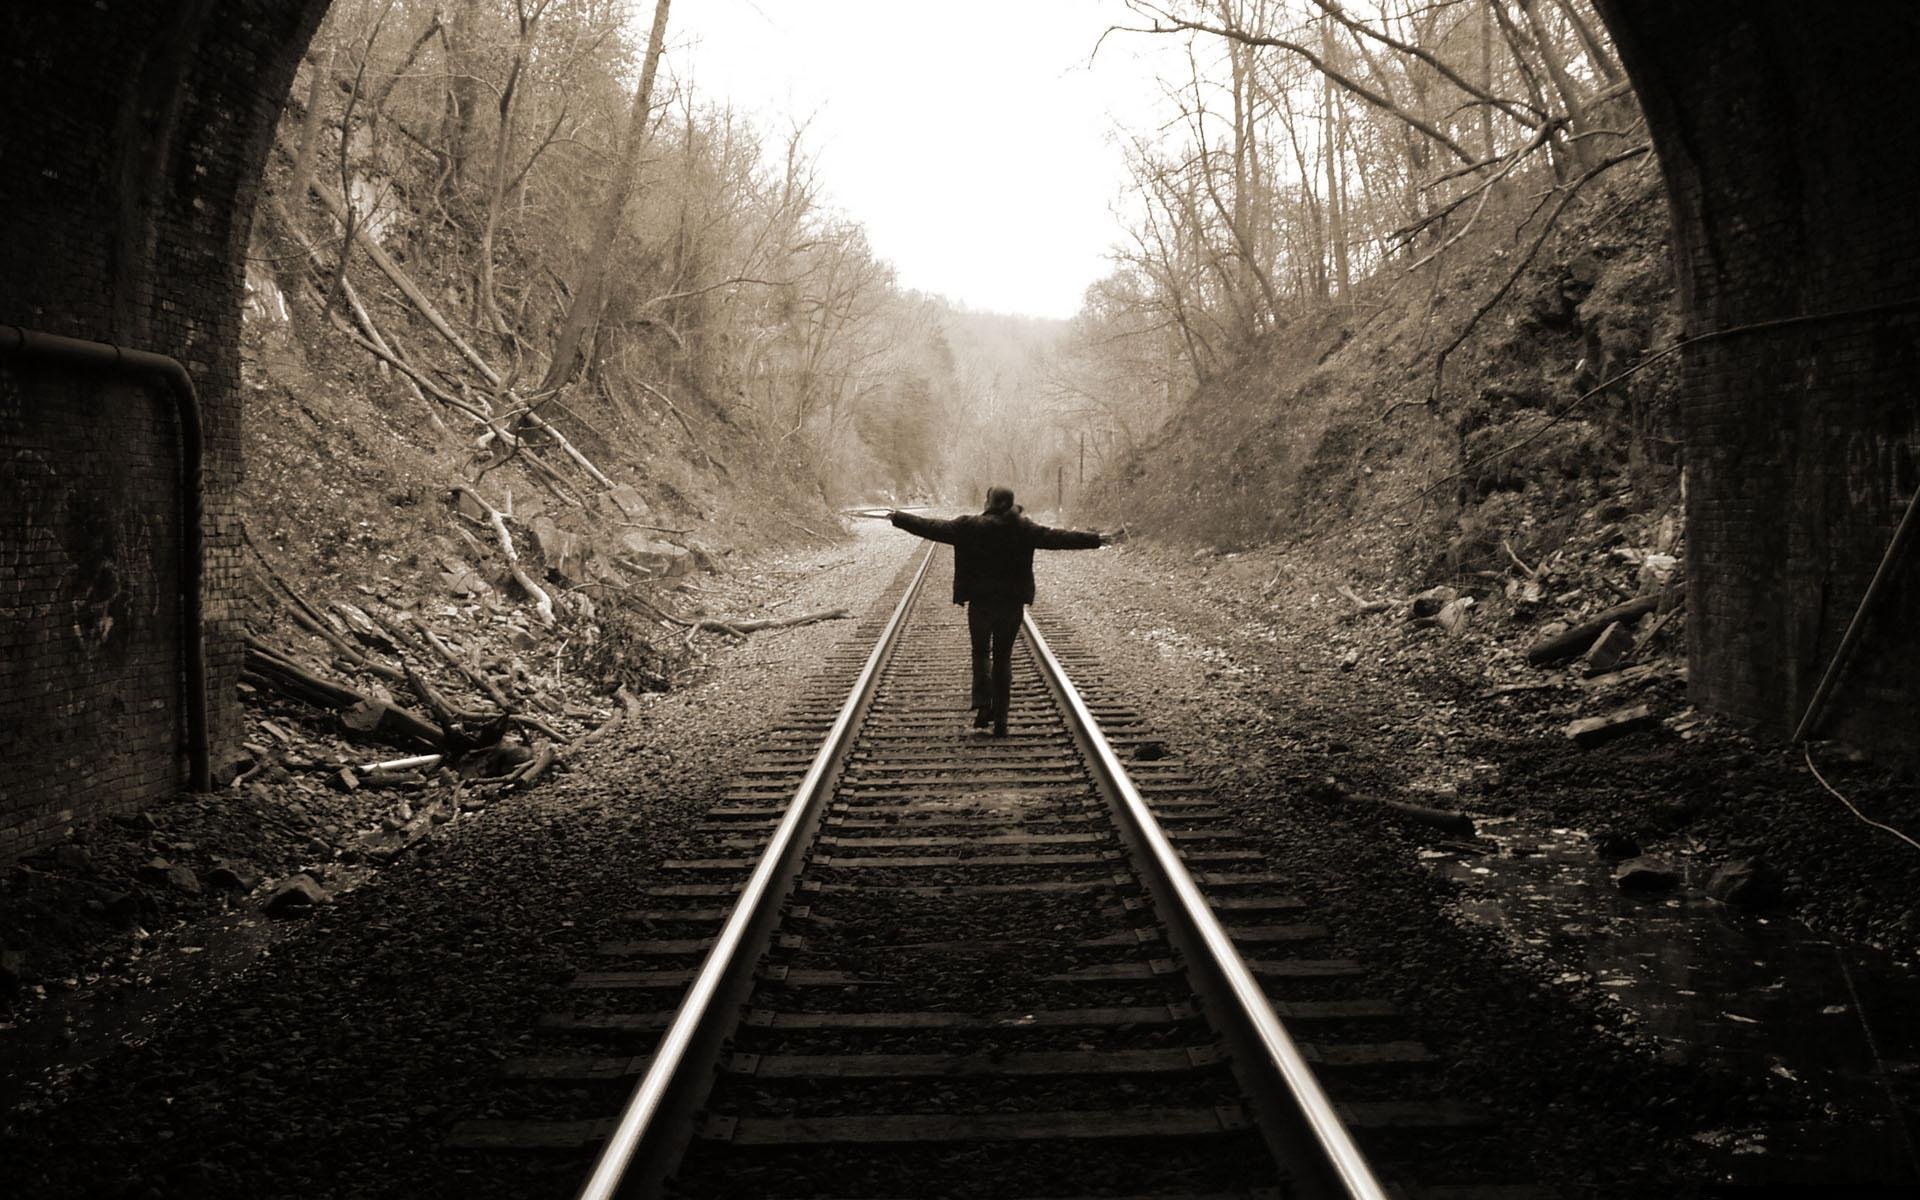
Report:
966,599,1023,723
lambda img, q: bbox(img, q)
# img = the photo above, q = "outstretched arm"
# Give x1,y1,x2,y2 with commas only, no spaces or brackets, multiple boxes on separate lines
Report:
889,510,964,545
1025,520,1106,551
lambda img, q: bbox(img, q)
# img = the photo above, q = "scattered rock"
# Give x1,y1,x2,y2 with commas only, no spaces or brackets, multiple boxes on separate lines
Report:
1306,776,1349,803
604,483,650,520
1708,857,1784,909
52,844,93,872
1339,648,1360,671
453,487,489,522
1613,855,1680,895
98,891,141,925
1582,621,1635,675
137,856,174,885
1565,251,1602,293
0,949,22,1000
1650,795,1709,833
1638,553,1678,593
264,874,328,918
1564,704,1657,749
1591,829,1641,860
206,859,262,893
164,866,203,898
1410,585,1457,619
528,515,592,584
1435,596,1474,637
440,563,491,597
619,531,692,578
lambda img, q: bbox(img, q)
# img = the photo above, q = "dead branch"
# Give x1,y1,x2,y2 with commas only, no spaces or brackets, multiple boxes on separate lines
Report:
1502,540,1540,579
663,607,849,638
244,638,444,750
776,514,833,542
420,625,516,712
509,713,571,745
511,740,558,790
630,378,724,473
1526,590,1676,666
1337,585,1393,615
244,530,406,682
451,485,558,626
310,179,616,493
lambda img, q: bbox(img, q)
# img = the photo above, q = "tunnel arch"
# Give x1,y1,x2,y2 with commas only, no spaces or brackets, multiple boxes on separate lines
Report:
1592,1,1920,749
0,1,1915,851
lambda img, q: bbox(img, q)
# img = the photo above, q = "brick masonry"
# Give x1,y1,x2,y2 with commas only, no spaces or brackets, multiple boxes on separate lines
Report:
0,1,327,857
0,367,185,850
1598,1,1919,751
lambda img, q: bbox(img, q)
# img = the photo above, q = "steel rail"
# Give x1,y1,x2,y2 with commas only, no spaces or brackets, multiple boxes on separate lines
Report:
576,544,936,1200
1023,613,1389,1200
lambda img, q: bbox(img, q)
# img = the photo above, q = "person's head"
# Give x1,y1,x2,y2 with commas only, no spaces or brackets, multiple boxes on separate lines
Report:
983,485,1016,515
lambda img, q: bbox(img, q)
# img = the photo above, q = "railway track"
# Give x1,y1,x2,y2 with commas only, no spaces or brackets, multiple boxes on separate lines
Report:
452,545,1540,1199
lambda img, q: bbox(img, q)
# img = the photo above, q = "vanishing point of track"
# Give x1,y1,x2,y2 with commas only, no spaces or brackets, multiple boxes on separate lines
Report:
452,544,1528,1199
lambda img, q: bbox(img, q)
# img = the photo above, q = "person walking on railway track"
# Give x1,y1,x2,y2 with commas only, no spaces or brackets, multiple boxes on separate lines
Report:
887,487,1114,737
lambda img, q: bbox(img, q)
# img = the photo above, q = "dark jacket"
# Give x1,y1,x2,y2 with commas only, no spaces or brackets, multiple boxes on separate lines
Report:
891,509,1102,604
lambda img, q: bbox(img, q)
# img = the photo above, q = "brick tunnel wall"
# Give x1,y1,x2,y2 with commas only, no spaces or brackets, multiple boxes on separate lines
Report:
0,369,186,849
0,1,327,856
1597,1,1920,751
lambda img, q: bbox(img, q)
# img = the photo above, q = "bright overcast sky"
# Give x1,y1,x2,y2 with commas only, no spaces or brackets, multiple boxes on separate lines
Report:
666,0,1174,320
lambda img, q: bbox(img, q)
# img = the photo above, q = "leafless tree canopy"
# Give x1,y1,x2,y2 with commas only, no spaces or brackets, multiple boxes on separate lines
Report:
1042,0,1642,456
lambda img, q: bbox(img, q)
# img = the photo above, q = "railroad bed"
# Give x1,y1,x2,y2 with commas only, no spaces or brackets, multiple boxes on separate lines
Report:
451,547,1540,1199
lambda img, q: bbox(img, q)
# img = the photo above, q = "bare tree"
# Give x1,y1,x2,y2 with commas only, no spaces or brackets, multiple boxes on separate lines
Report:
540,0,673,394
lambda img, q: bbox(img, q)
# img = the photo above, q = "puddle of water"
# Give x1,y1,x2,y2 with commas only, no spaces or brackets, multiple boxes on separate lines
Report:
1425,817,1920,1187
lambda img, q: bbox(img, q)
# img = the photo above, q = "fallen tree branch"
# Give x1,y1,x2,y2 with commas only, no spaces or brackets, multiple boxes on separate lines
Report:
325,306,491,425
243,531,406,682
311,180,616,494
451,485,558,627
509,713,571,745
630,378,724,474
1337,585,1393,615
419,624,516,713
1526,589,1677,666
244,640,444,750
511,740,557,790
776,514,832,542
660,607,849,637
1502,540,1539,579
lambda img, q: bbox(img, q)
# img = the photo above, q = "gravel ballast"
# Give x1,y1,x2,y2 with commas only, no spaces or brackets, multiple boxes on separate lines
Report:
5,523,1913,1197
0,528,919,1199
1037,539,1917,1196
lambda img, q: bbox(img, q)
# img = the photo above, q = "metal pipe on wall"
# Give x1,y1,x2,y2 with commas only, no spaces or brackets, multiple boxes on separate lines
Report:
0,324,210,792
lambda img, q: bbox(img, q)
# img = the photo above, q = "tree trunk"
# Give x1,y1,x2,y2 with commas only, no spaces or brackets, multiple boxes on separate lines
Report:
1518,0,1593,172
1478,0,1495,160
1321,20,1351,296
1552,0,1623,86
539,0,672,394
477,17,531,337
289,45,335,203
443,0,480,191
